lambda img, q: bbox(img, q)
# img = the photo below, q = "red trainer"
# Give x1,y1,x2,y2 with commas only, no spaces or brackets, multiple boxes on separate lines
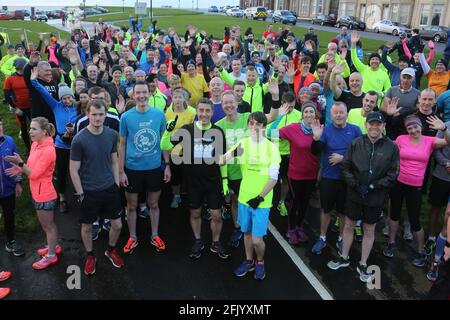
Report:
84,255,96,276
0,271,12,282
32,255,59,270
0,287,10,299
37,245,62,256
123,237,138,255
105,249,124,268
151,235,166,252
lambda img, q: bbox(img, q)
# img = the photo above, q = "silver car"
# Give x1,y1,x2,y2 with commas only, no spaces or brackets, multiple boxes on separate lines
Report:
372,19,411,36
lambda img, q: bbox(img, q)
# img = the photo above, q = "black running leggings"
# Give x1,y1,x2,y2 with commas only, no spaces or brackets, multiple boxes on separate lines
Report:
1,194,16,242
286,179,316,230
389,181,423,232
16,109,31,152
56,147,71,195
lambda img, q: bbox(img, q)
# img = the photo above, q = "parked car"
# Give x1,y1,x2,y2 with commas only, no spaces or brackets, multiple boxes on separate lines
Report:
243,7,268,21
272,10,296,25
419,25,449,43
23,9,30,17
208,6,219,13
95,7,109,13
221,6,231,13
36,14,48,22
336,15,366,30
372,19,411,36
226,8,243,17
311,14,336,26
10,10,24,20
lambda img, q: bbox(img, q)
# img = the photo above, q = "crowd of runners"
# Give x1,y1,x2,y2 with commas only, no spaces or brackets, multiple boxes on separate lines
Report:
0,17,450,299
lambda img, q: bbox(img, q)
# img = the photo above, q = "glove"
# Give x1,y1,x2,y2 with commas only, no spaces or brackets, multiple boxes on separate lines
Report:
222,179,229,196
247,195,264,209
356,184,369,199
166,115,178,132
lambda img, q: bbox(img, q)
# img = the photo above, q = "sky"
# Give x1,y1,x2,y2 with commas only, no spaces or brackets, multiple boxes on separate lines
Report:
7,0,239,10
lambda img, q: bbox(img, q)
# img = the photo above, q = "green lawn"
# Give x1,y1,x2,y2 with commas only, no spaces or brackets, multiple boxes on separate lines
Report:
83,7,202,22
0,20,70,46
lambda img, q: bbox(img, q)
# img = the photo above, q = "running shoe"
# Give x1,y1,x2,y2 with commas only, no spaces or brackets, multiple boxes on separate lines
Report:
210,241,230,259
412,252,427,268
170,195,181,209
295,226,309,243
102,220,111,232
403,221,413,241
228,229,243,248
254,262,266,280
427,261,440,282
424,239,437,256
151,235,166,252
123,237,139,254
0,271,12,282
104,249,124,268
5,240,25,257
357,263,374,283
277,202,288,217
382,242,395,258
189,239,204,259
312,238,327,255
0,288,10,299
287,229,300,245
331,217,340,233
138,206,149,219
327,256,350,270
221,204,232,220
37,245,62,256
354,226,363,242
32,255,58,270
92,222,101,241
234,260,255,277
84,255,96,276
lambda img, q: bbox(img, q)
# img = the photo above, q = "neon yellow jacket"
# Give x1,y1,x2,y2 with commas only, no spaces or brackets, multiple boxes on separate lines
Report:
1,55,29,77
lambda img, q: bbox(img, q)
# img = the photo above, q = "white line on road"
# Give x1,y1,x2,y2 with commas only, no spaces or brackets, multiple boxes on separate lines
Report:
268,222,334,300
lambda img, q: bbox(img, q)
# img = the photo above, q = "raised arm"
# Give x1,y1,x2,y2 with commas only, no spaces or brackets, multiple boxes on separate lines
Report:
419,52,431,75
350,31,365,73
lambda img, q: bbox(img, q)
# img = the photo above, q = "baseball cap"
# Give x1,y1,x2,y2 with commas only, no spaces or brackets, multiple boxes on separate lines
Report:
401,67,416,78
7,44,14,49
366,111,385,123
13,58,27,69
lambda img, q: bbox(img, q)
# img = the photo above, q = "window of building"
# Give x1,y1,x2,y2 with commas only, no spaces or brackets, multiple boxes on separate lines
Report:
431,5,444,25
420,4,431,25
399,4,410,25
339,2,355,17
360,3,366,20
300,0,308,15
390,3,399,22
382,4,389,20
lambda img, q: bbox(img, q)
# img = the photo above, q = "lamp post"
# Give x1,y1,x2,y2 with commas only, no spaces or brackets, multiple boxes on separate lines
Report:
150,0,153,22
123,0,125,12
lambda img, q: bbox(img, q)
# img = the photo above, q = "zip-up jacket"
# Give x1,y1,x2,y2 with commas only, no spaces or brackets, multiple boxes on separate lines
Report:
0,135,21,198
31,80,78,149
27,137,57,202
340,135,400,207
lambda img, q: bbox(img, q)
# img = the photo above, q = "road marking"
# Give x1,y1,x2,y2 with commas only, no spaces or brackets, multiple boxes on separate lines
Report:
268,222,334,300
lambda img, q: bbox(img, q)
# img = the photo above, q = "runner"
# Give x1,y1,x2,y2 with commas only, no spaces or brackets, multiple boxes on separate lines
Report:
161,98,230,260
220,111,281,280
5,117,59,270
69,99,124,275
119,82,170,254
328,112,399,282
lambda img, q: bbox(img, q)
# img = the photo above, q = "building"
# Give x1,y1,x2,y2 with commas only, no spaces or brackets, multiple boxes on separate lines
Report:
241,0,450,29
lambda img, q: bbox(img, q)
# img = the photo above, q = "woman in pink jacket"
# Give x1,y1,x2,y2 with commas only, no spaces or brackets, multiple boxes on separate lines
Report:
5,117,60,270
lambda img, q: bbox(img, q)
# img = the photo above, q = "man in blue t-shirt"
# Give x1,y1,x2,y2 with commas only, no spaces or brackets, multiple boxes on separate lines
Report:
119,82,171,255
310,101,362,255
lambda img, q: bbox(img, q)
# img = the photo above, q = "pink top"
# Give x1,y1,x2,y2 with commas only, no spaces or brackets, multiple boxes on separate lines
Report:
46,45,59,66
396,135,435,187
279,123,319,180
27,137,57,202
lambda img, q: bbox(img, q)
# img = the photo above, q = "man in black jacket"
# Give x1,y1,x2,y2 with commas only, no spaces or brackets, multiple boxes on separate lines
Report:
327,112,400,283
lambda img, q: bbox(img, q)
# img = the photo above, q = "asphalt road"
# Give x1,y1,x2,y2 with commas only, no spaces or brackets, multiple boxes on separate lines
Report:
0,181,435,300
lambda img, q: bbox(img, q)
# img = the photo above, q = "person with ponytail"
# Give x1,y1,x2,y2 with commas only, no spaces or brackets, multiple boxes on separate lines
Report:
5,117,60,270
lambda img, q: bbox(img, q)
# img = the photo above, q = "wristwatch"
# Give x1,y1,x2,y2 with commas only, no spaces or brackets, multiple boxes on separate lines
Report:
18,162,24,168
